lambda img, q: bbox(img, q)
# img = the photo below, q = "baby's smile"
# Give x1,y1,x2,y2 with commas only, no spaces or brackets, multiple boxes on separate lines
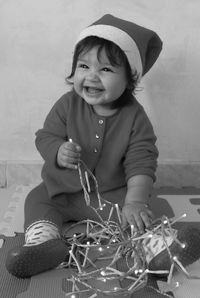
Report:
84,86,105,94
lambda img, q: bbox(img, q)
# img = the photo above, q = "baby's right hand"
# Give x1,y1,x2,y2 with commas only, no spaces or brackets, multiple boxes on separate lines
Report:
57,140,81,169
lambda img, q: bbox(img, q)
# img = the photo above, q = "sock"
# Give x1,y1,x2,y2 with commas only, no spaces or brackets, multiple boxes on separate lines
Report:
142,230,176,263
24,220,61,246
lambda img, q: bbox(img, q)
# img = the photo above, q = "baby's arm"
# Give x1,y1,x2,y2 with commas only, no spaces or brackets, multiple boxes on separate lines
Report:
121,175,154,233
122,102,158,233
35,96,69,164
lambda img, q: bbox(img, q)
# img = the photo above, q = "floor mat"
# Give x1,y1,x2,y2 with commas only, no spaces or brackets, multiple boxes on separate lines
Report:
0,185,200,297
0,233,175,298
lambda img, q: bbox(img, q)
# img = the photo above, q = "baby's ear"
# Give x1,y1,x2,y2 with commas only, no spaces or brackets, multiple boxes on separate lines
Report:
65,76,74,84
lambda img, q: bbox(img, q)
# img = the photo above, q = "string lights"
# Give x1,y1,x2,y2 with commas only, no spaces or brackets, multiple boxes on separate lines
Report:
58,160,200,297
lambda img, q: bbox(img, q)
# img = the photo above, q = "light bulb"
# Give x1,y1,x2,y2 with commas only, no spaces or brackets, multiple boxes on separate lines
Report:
134,269,138,275
138,269,143,273
175,281,180,287
114,287,119,291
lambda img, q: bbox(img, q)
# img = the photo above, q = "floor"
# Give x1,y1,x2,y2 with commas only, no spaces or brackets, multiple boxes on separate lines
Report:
0,185,200,298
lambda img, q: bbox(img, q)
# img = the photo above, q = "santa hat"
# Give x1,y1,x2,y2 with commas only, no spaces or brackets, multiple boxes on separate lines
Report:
76,14,163,78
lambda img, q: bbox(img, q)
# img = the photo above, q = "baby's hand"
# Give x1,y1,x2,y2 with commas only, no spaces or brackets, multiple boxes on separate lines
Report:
121,202,154,233
57,140,81,170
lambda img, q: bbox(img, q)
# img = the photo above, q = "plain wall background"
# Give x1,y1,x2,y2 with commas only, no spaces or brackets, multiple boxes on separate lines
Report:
0,0,200,166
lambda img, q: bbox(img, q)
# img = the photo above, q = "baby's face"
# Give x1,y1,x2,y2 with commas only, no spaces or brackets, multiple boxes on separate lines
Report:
73,46,128,115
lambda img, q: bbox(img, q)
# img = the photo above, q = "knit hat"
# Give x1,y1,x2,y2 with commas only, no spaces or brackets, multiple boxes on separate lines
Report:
76,14,163,78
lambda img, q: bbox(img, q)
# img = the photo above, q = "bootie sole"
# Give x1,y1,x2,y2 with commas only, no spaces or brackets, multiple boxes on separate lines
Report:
149,225,200,272
5,238,69,278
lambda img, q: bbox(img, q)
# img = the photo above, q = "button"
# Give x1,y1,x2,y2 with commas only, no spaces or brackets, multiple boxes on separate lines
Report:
96,134,100,139
99,119,104,125
94,148,98,153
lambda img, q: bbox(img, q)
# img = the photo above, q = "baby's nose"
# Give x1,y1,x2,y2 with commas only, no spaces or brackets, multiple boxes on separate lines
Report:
86,70,99,81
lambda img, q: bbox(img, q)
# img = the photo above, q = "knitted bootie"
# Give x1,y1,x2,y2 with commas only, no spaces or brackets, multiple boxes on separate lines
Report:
6,238,69,278
6,220,69,278
145,225,200,273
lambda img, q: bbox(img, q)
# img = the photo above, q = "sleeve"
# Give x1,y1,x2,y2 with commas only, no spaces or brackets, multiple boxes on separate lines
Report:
35,94,68,165
123,105,159,182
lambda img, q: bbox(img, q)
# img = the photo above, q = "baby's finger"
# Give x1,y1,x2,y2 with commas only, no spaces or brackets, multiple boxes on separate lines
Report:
64,162,78,170
60,157,79,169
121,213,128,230
134,214,145,233
127,215,138,232
61,149,81,159
68,139,82,152
147,209,154,220
62,156,80,165
140,211,152,229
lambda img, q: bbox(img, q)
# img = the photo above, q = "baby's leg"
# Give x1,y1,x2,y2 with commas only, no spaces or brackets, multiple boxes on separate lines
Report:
63,186,126,224
6,183,69,278
24,182,64,244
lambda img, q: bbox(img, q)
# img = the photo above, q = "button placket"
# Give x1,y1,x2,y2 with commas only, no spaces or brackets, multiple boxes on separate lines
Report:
93,118,105,154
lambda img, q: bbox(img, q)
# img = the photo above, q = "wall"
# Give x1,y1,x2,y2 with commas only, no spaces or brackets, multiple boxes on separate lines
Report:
0,0,200,187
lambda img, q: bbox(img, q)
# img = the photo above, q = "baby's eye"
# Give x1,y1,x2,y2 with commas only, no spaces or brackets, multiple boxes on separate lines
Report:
102,67,113,72
78,63,88,69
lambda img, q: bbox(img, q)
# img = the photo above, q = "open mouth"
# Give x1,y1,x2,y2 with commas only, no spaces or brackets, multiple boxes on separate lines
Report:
84,87,104,94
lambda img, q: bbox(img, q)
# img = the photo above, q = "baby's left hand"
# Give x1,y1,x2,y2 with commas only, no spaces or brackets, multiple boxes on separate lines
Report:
121,202,154,233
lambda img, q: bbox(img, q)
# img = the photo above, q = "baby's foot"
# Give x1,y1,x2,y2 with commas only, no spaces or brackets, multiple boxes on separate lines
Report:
145,225,200,273
6,238,69,278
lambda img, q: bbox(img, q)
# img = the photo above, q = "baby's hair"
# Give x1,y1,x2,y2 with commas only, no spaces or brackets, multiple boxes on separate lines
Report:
66,36,139,109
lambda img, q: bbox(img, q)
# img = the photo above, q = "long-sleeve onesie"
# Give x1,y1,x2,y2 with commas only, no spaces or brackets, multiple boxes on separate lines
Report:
24,89,158,229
